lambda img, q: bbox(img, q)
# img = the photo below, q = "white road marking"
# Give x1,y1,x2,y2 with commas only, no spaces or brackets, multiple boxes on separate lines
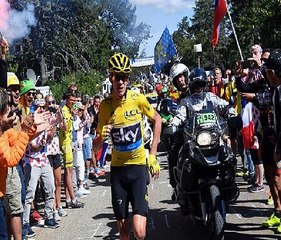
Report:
260,203,270,209
92,190,107,197
229,207,242,219
75,223,102,239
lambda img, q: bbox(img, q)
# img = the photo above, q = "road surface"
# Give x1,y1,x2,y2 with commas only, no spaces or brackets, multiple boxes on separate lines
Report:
34,147,279,240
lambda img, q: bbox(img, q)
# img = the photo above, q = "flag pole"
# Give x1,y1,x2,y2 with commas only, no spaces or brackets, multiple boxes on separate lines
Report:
224,0,244,61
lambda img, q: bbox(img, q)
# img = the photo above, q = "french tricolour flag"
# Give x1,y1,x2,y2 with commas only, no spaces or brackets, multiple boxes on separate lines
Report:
211,0,227,47
241,102,255,149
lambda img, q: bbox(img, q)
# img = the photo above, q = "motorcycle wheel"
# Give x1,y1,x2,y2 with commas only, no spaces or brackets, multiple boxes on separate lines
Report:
209,185,225,240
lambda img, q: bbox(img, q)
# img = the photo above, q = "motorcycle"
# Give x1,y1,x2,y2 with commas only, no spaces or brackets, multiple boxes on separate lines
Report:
157,98,178,149
173,107,239,240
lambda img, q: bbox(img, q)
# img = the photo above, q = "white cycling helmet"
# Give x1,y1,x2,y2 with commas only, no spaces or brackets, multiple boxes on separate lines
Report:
169,63,189,79
169,63,190,91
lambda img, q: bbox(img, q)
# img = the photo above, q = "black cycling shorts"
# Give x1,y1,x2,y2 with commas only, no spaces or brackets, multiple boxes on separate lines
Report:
110,165,148,220
261,128,275,166
48,154,62,169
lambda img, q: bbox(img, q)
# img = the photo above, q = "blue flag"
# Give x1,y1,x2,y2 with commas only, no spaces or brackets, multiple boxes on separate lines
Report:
154,27,177,74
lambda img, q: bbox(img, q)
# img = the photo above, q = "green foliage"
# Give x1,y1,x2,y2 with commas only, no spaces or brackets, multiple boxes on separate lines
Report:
96,0,151,58
172,0,230,70
173,17,196,68
8,0,151,96
230,0,281,55
173,0,281,71
48,69,104,100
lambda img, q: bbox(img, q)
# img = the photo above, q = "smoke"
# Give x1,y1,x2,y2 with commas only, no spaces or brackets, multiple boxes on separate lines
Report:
0,1,37,44
0,0,10,29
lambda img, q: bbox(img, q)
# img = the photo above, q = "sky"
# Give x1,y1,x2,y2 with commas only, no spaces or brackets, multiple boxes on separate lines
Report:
130,0,195,57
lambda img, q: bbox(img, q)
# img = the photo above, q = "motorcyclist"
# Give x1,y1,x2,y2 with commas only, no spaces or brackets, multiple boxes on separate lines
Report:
169,67,234,202
166,62,190,199
169,62,190,101
172,67,232,127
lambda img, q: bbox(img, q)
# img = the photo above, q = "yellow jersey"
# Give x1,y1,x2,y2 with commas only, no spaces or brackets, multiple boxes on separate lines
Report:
59,105,73,146
97,90,155,166
224,80,242,114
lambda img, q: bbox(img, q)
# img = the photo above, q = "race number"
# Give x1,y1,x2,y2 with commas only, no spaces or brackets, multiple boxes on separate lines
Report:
197,113,217,125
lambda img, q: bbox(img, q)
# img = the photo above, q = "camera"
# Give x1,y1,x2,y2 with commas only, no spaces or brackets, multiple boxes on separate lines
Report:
48,106,57,113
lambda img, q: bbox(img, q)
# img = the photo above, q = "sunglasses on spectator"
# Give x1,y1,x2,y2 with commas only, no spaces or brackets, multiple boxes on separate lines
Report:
71,89,78,93
26,91,36,97
113,74,129,82
48,100,55,104
78,109,84,112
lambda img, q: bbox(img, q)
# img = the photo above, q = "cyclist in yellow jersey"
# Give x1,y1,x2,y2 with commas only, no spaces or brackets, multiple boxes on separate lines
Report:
93,53,162,240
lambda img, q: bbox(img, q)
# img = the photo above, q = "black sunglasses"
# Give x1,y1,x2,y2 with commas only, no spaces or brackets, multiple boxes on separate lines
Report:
114,74,129,82
26,91,36,97
48,100,55,104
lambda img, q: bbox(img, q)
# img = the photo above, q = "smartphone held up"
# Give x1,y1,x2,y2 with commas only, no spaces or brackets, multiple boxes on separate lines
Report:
240,59,252,69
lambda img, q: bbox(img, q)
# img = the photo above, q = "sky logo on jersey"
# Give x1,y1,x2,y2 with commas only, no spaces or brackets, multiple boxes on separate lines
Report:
111,122,142,152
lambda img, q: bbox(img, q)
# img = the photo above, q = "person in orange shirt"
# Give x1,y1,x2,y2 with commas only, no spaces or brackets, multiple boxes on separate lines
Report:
0,88,37,240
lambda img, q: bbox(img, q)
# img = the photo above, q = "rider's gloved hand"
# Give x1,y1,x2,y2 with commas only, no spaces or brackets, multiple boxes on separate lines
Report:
101,124,112,141
148,154,160,179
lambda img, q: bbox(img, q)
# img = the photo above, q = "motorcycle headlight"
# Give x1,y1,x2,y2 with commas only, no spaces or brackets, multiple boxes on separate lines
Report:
196,131,212,146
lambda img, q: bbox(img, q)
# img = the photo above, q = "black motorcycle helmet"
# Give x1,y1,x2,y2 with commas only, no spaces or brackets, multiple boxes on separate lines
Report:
189,67,207,93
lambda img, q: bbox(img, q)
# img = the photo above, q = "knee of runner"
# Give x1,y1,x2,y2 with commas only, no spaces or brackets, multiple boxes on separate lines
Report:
134,227,146,240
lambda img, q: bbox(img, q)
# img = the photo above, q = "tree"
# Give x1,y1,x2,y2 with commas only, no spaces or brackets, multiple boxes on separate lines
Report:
230,0,281,55
26,0,111,80
8,0,151,93
173,17,196,68
173,0,281,72
48,69,104,101
172,0,229,70
95,0,151,58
